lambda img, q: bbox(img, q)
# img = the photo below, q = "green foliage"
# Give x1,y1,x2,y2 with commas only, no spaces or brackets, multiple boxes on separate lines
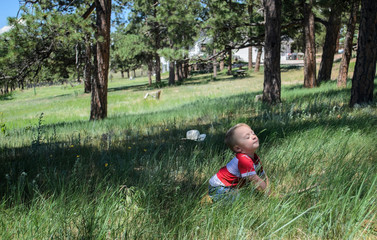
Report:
0,0,93,89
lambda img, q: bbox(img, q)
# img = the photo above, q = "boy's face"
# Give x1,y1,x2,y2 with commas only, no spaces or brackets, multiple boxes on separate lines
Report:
232,125,259,156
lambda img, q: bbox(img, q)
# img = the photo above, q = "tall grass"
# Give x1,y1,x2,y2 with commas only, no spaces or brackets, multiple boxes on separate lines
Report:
0,68,376,239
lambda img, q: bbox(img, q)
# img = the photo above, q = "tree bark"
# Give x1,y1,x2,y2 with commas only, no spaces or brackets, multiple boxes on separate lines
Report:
248,1,253,71
90,0,111,120
220,60,224,71
169,61,175,85
155,53,161,83
75,43,81,83
148,61,153,86
213,49,217,78
337,0,359,88
84,35,92,93
174,61,179,82
254,46,262,72
153,2,161,83
121,70,124,78
350,0,377,106
178,61,183,82
317,6,342,83
248,46,253,70
227,47,232,75
263,0,282,104
303,0,317,88
184,60,189,79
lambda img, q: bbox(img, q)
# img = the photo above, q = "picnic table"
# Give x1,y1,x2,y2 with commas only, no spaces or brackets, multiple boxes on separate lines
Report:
233,69,246,77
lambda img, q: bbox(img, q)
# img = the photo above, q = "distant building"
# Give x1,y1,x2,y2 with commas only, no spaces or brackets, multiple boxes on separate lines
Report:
161,38,293,73
233,39,293,63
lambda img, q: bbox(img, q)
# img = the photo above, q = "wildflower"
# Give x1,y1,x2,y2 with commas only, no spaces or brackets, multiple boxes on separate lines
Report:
50,155,53,157
143,149,147,152
105,163,108,167
165,129,169,131
337,114,341,119
76,155,80,158
70,145,74,148
132,142,136,145
128,146,132,150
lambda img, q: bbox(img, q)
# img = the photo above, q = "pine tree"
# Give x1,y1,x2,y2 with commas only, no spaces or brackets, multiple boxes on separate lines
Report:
350,0,377,106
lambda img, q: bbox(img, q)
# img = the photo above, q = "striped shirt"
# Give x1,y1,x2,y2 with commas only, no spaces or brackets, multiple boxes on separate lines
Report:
209,153,264,187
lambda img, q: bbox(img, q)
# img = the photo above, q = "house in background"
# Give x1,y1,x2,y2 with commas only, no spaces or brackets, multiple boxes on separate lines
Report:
161,38,293,73
233,39,293,63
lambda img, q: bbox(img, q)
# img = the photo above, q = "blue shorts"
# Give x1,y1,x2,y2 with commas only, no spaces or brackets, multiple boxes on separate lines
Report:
208,185,239,202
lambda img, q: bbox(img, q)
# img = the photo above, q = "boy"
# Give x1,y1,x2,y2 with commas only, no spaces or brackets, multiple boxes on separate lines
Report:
208,123,269,202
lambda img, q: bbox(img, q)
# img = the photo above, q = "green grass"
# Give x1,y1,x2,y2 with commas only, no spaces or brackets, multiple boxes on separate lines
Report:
0,67,377,239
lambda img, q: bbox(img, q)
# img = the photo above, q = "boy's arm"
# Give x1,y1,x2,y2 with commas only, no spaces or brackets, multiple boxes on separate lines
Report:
248,174,270,195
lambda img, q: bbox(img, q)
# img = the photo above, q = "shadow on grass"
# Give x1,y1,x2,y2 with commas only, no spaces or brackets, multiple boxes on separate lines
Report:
108,82,151,92
280,65,303,72
106,70,257,94
1,82,376,217
0,92,14,101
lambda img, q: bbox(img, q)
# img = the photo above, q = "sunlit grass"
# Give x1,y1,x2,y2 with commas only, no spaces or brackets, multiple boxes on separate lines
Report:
0,63,376,239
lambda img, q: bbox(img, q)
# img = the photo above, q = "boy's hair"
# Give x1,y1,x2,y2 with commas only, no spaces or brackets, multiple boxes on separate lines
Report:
224,123,249,151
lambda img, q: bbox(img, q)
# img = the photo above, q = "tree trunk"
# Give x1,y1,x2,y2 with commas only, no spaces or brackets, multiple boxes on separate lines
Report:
337,0,359,88
90,0,111,120
84,36,92,93
248,46,253,70
213,49,217,78
148,61,153,86
174,61,179,82
350,0,377,106
153,2,161,83
248,1,253,71
220,60,224,71
227,47,232,75
75,43,81,83
155,53,161,83
254,46,262,72
184,47,189,79
121,70,124,78
133,69,136,77
184,60,189,79
335,31,340,53
317,6,342,83
169,61,175,85
178,61,183,82
127,70,130,79
303,0,317,88
263,0,282,104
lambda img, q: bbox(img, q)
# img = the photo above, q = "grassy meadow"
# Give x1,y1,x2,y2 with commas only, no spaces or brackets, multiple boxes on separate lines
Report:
0,65,377,239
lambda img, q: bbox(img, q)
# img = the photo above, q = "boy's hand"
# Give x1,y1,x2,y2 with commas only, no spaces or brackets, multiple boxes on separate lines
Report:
248,175,269,195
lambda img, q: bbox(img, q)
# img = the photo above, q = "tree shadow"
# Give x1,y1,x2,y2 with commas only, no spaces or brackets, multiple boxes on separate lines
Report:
1,82,376,222
107,82,151,92
280,65,303,72
0,93,14,101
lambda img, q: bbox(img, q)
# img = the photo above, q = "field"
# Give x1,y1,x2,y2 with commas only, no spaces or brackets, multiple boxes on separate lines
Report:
0,66,376,239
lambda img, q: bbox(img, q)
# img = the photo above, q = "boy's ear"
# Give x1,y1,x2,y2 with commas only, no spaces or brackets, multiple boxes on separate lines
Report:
233,145,242,153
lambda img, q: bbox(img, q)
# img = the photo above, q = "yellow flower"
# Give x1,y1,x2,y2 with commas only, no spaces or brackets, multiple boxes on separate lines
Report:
143,149,147,152
76,155,80,158
128,146,132,150
165,129,169,131
70,145,74,148
105,163,108,167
